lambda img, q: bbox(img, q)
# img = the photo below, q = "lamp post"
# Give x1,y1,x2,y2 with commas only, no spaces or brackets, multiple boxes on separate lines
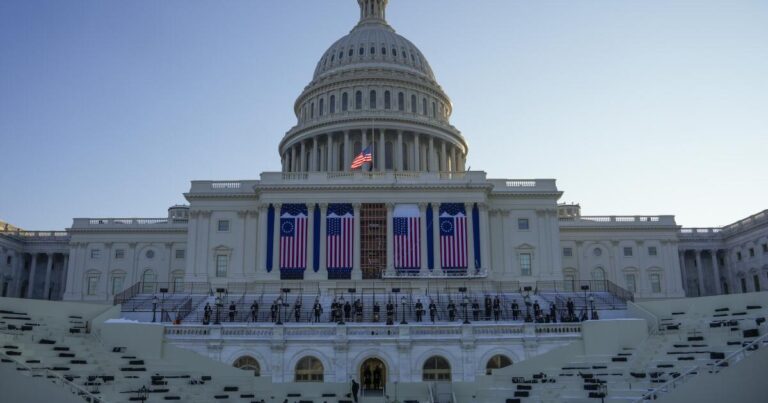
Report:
400,296,408,325
214,296,222,325
462,295,470,324
151,296,158,323
136,385,148,403
159,288,168,323
276,296,284,325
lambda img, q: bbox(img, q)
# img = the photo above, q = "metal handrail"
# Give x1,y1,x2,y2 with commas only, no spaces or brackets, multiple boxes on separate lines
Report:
632,331,768,402
0,351,104,402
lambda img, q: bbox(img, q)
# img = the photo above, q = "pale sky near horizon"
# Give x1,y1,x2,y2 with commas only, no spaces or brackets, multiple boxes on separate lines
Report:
1,0,766,230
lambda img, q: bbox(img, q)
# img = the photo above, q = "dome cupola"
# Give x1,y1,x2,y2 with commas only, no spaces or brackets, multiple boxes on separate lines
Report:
280,1,467,173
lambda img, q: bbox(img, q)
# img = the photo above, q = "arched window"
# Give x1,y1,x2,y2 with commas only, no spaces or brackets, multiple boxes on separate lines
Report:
233,356,260,377
330,95,336,114
342,92,348,111
141,269,155,294
625,272,637,293
339,51,344,60
432,101,436,117
591,267,605,281
422,98,427,115
359,47,364,56
110,271,125,295
310,102,315,119
410,95,417,113
398,92,405,111
384,91,391,109
171,270,184,293
370,46,375,55
355,91,363,110
650,273,662,293
485,355,512,375
295,356,324,382
349,49,353,57
369,90,377,109
338,143,345,171
422,356,451,381
392,48,397,57
381,47,387,55
385,141,394,170
85,270,100,296
319,98,324,116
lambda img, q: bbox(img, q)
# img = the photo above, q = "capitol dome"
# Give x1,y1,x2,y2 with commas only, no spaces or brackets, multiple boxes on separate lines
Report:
280,0,467,173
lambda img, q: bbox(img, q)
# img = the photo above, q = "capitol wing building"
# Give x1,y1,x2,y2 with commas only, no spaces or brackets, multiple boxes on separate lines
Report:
2,1,768,401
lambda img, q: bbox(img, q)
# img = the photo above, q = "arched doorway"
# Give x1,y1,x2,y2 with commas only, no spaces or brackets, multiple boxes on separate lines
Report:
360,357,386,395
233,356,260,377
422,356,451,381
485,354,513,375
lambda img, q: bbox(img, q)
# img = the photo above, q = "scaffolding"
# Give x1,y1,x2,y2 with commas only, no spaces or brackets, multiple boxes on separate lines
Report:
361,203,387,279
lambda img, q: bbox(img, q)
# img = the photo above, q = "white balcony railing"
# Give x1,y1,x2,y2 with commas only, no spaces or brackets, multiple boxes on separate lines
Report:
560,215,676,226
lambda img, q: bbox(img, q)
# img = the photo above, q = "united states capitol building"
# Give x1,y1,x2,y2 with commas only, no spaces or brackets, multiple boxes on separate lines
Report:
1,1,767,402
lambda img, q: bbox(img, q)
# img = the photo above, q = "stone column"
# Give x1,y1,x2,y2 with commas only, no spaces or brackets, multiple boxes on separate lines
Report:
694,250,705,296
431,203,441,271
440,141,447,171
43,253,54,300
386,203,394,272
312,139,319,172
306,204,316,276
291,146,297,173
450,146,457,172
256,204,269,272
414,133,421,171
27,253,38,298
352,203,362,280
379,129,386,171
465,202,476,271
60,254,69,299
479,204,491,273
344,130,350,171
299,141,306,172
418,203,428,273
272,203,282,274
711,250,722,295
396,130,403,171
327,134,334,171
103,243,113,300
319,203,328,275
678,251,687,296
428,137,435,172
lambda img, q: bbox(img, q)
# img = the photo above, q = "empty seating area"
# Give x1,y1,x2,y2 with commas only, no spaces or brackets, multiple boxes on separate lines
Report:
472,295,768,403
1,302,352,403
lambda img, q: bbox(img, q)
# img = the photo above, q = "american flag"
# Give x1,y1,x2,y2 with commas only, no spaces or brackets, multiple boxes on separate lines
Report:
350,146,372,169
280,204,307,269
439,203,467,269
393,204,420,269
327,203,353,269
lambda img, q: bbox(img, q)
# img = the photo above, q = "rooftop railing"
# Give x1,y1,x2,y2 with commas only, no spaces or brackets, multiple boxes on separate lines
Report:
560,215,676,226
0,230,70,241
71,217,188,228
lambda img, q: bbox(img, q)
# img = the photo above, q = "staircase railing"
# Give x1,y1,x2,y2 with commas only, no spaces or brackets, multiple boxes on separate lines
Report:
633,331,768,402
0,351,105,402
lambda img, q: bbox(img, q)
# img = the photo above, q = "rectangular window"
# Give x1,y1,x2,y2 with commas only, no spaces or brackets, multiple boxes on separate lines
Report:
763,243,768,253
562,247,573,257
517,218,529,230
175,249,185,259
623,247,633,257
114,249,125,259
749,248,755,257
90,249,101,259
87,276,99,295
216,254,228,277
737,252,742,261
754,275,761,291
519,253,532,276
217,220,230,232
111,277,124,295
650,274,662,293
625,273,637,293
648,246,657,256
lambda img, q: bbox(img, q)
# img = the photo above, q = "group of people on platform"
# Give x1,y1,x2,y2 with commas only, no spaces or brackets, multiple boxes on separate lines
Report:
200,295,599,325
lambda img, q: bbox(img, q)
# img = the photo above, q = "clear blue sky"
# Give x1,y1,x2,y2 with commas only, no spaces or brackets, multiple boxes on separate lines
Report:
1,0,766,230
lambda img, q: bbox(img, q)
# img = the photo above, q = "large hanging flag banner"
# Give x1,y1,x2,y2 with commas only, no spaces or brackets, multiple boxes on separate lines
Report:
280,204,308,277
327,203,353,279
393,204,420,273
439,203,468,270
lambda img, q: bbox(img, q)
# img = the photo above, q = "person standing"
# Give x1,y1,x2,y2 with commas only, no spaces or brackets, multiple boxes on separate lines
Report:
250,300,259,322
386,299,395,325
511,300,520,321
484,295,492,320
270,300,279,323
415,299,424,322
566,298,575,321
549,302,557,323
351,378,360,403
373,301,381,322
294,299,302,322
229,301,237,322
313,299,323,322
493,297,501,321
344,300,352,322
203,302,212,325
472,298,480,321
447,299,456,321
429,300,437,322
373,365,382,390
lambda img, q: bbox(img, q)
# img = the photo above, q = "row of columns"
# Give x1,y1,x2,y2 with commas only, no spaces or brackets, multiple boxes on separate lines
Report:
0,250,68,299
679,249,723,296
265,202,489,276
282,130,465,173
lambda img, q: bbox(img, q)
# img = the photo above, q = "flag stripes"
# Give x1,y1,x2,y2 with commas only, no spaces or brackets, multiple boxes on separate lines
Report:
279,204,308,269
439,203,468,269
327,203,353,269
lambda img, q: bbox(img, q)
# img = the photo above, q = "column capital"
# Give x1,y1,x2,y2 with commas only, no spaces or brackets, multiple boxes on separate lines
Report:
200,210,212,218
164,242,174,249
248,210,259,218
319,202,328,211
308,203,316,212
417,202,428,210
237,210,248,218
385,202,394,211
477,202,489,211
258,203,269,212
128,242,138,249
500,210,510,217
352,202,362,210
104,242,113,249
